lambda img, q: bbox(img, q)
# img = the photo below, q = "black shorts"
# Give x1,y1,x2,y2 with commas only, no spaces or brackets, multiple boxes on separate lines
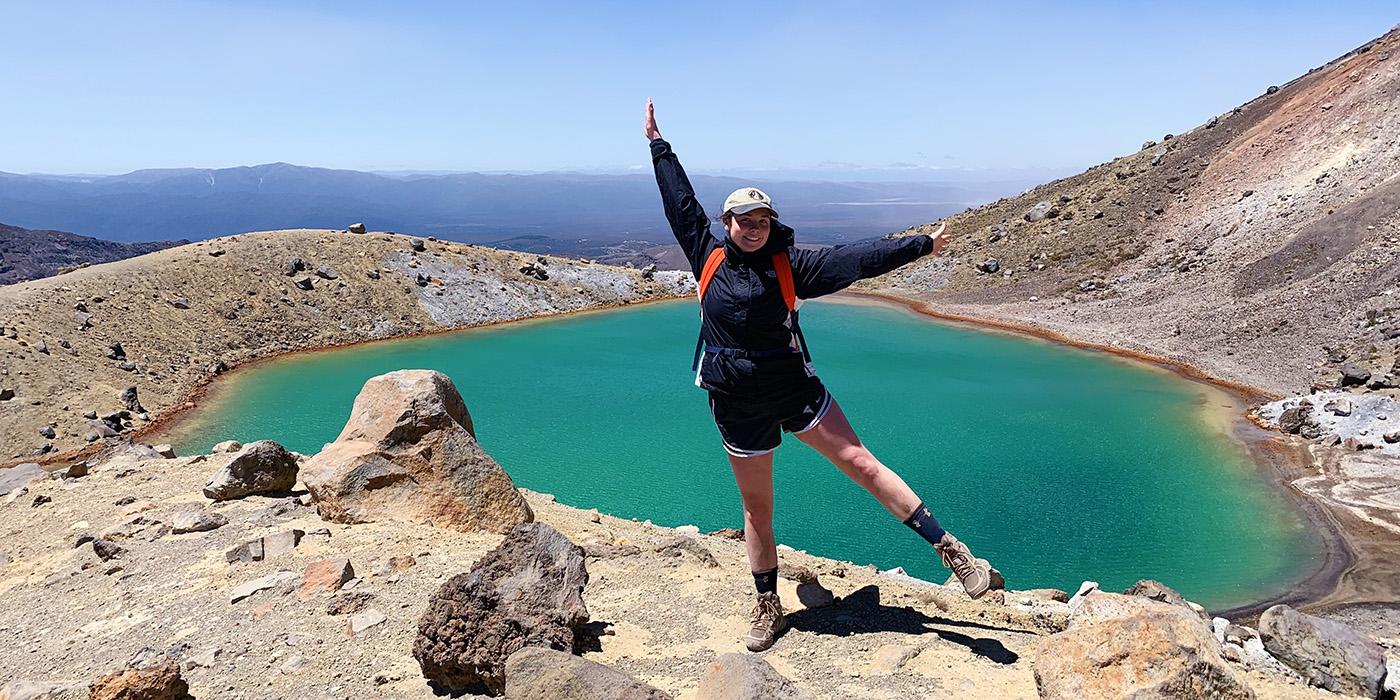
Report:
706,376,834,458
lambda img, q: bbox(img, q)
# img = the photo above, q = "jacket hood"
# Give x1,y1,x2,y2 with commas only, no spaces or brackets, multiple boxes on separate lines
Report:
714,218,796,260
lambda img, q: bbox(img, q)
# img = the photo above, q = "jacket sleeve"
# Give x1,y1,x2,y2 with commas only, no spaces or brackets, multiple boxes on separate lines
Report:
650,137,713,276
789,235,934,299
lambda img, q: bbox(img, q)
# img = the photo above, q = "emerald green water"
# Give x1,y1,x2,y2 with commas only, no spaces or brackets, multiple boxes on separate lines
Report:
158,298,1317,610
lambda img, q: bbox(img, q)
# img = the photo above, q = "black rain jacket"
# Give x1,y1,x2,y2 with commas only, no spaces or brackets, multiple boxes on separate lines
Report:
650,137,933,398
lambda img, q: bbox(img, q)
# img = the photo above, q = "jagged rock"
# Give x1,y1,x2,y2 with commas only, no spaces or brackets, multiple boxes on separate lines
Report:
366,269,380,280
413,523,588,694
166,297,190,309
0,387,14,401
708,528,744,540
92,539,125,561
315,263,338,280
1278,405,1311,434
88,661,192,700
229,570,299,604
411,238,426,252
640,263,657,281
154,444,176,458
202,440,298,501
349,609,387,636
302,370,532,533
0,463,45,496
415,273,430,287
299,558,354,600
262,529,304,557
37,425,55,439
695,653,816,700
106,341,126,360
1122,579,1204,618
170,511,227,534
1338,363,1371,387
284,256,306,276
503,647,671,700
33,340,48,354
1259,604,1387,697
119,385,145,414
211,440,241,453
31,494,52,508
1035,593,1252,699
976,258,1000,274
1384,430,1400,444
348,223,367,234
1024,201,1055,222
293,276,314,290
53,462,87,479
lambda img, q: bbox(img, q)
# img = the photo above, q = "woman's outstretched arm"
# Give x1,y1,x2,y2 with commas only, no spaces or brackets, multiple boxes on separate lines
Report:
646,99,713,276
789,222,950,299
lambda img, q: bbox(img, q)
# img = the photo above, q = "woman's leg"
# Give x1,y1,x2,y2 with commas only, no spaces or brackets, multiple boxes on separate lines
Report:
795,397,996,598
792,398,921,520
727,450,778,573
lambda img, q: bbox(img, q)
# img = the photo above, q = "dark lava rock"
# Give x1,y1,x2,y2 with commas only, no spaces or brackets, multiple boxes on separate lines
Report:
285,257,306,276
414,522,589,695
92,539,125,561
1338,362,1371,387
120,385,145,413
202,440,299,501
411,238,427,252
293,276,314,291
1260,604,1386,697
1278,405,1311,434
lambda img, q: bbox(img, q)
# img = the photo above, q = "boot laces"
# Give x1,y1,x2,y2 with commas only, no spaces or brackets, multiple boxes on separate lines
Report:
751,594,781,626
940,542,976,580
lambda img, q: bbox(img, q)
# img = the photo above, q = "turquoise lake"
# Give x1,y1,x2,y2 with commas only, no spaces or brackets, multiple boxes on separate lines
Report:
156,297,1318,610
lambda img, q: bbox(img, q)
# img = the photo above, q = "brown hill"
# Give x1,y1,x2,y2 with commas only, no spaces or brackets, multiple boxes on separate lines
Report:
862,27,1400,397
0,229,693,461
0,222,188,285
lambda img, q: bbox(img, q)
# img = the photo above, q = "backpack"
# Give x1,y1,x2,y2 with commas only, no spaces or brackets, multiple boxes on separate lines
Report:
691,246,811,372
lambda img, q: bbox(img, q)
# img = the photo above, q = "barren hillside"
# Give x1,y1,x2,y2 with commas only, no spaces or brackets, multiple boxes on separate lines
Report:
0,229,692,462
863,28,1400,397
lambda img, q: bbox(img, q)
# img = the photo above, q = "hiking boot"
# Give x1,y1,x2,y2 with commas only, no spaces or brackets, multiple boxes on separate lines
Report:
935,533,994,600
744,591,785,652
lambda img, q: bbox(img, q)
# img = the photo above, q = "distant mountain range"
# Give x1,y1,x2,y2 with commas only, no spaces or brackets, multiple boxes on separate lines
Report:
0,222,187,285
0,163,1038,246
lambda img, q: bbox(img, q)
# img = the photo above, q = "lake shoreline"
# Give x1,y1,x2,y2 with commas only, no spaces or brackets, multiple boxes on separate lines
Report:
840,290,1368,621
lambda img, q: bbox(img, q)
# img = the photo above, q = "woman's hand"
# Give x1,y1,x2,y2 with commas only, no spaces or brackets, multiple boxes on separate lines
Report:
644,98,662,141
927,221,951,256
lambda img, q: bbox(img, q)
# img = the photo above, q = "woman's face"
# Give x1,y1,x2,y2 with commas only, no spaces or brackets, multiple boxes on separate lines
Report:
726,209,773,253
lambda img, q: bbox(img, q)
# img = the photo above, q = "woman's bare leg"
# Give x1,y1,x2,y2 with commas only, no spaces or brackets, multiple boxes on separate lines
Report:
727,450,778,572
793,399,921,520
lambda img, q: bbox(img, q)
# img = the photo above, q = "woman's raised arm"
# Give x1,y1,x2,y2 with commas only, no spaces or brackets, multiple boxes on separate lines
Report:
646,99,713,276
788,222,949,299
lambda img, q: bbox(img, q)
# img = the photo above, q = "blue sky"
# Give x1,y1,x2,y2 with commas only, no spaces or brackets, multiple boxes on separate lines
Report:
4,1,1396,175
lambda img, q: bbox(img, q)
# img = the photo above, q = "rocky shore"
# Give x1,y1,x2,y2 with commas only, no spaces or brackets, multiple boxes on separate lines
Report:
1,370,1393,699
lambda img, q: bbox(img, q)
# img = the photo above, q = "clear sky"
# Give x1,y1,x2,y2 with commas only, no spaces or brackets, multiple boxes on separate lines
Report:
4,1,1396,175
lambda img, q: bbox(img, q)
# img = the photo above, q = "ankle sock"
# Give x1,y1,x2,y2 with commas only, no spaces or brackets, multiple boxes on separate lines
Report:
902,501,947,546
752,566,778,595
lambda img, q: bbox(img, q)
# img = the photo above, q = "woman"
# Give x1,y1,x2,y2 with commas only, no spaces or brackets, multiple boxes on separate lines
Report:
644,99,998,653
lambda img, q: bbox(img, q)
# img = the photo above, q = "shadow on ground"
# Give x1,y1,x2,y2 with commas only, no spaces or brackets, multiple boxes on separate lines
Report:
785,585,1020,664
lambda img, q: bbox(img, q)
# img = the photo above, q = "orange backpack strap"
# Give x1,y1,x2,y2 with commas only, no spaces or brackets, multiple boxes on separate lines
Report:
771,251,797,312
697,247,726,302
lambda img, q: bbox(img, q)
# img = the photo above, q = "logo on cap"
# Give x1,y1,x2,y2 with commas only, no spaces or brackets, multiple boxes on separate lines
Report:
748,189,763,200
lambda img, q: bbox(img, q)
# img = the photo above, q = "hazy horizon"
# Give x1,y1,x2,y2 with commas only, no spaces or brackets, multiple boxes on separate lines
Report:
4,2,1396,175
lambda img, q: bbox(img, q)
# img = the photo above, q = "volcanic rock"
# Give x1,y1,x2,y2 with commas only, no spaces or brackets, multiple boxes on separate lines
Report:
694,653,817,700
413,522,588,694
202,440,298,501
302,369,532,533
503,647,671,700
1036,592,1251,699
88,661,192,700
1259,604,1387,697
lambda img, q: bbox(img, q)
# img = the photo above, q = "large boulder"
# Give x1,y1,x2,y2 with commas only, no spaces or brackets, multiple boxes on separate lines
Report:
1259,604,1387,697
414,522,588,695
694,653,816,700
302,369,532,533
88,661,193,700
202,440,298,500
503,647,670,699
1035,592,1253,699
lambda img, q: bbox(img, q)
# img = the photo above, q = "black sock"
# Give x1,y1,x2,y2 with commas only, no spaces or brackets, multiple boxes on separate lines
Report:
902,501,947,546
752,566,778,595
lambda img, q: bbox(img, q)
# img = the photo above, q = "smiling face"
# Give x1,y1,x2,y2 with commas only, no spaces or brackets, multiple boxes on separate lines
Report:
724,208,773,253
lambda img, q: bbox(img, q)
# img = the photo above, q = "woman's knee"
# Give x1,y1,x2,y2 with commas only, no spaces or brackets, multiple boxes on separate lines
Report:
845,450,884,485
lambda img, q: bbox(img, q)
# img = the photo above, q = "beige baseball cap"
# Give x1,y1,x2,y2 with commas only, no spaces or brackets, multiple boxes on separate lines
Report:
722,187,779,218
